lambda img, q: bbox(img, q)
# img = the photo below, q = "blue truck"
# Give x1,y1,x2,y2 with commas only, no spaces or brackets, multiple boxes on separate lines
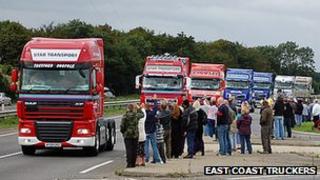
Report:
252,72,273,106
224,68,254,105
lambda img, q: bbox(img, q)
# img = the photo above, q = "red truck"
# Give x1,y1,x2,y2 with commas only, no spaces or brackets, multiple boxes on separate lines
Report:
10,38,116,156
135,54,190,105
188,63,225,101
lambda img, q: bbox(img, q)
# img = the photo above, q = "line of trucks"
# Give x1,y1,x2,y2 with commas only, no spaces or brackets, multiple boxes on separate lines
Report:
9,38,313,156
135,54,314,107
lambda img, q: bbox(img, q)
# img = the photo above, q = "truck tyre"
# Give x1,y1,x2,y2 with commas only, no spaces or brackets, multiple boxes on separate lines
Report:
84,128,100,156
21,146,35,155
106,120,116,151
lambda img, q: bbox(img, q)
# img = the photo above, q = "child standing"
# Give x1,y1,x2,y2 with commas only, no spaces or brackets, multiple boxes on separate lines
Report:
156,122,166,163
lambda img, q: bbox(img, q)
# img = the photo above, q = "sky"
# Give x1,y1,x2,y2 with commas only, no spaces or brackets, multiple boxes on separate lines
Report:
1,0,320,71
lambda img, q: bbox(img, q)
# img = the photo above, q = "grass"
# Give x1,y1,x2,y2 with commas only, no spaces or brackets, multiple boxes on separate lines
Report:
108,94,139,102
293,121,320,134
104,107,126,117
0,107,126,129
0,116,18,129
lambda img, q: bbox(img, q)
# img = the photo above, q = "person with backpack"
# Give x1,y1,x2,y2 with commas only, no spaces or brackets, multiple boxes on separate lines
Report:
182,99,198,159
237,102,253,154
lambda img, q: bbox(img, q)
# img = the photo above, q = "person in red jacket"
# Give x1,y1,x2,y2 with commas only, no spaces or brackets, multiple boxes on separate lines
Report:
237,102,253,154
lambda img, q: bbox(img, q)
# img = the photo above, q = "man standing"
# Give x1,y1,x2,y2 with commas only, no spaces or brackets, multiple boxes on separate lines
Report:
216,97,230,156
273,97,285,140
260,101,273,154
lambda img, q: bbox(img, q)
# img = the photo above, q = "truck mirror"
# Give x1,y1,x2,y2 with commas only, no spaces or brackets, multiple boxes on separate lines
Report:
11,69,19,83
186,77,191,90
96,71,103,83
135,75,142,89
10,83,17,92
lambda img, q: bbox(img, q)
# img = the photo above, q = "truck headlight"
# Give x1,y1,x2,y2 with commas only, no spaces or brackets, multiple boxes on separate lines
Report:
77,128,90,135
20,128,31,134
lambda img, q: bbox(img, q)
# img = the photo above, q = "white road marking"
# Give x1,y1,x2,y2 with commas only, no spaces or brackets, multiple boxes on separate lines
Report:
80,160,114,174
0,151,22,159
0,132,17,138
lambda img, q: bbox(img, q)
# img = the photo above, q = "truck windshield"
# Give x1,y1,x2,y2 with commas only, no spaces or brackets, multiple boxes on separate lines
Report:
294,84,308,91
253,82,271,89
227,80,250,89
191,78,220,90
21,68,90,93
143,76,182,90
275,82,293,89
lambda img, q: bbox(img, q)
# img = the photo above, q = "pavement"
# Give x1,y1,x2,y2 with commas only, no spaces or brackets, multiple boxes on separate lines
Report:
0,111,320,180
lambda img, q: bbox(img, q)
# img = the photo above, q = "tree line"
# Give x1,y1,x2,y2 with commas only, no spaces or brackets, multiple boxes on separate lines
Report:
0,19,319,97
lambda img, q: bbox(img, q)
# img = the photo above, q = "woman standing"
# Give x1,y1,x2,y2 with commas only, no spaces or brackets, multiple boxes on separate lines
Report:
136,103,147,166
169,103,184,158
193,100,207,156
120,104,144,168
237,102,253,154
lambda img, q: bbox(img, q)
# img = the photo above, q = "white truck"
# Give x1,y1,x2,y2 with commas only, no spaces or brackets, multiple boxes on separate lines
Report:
294,76,313,98
273,75,295,99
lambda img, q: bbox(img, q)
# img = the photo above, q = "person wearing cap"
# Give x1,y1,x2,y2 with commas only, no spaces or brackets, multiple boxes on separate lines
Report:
259,100,273,154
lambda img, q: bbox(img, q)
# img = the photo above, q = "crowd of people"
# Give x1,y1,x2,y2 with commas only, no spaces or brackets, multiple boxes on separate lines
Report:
120,94,320,168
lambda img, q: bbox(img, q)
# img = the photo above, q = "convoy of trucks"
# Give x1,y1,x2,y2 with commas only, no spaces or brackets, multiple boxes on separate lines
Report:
189,63,225,101
11,38,116,156
135,54,190,105
7,37,314,156
224,68,254,105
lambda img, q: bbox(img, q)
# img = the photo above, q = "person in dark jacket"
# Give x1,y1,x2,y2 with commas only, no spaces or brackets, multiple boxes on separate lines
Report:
216,97,230,156
273,97,285,140
169,103,184,158
284,99,294,138
295,99,304,127
182,99,198,158
120,103,144,168
156,101,172,159
193,100,207,156
260,100,273,154
144,103,163,164
237,103,252,154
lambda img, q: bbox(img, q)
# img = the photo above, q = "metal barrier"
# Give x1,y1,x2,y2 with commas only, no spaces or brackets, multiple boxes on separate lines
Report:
0,99,140,119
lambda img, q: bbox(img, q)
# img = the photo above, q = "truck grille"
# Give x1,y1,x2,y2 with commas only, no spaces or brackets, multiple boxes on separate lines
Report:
24,101,84,120
36,121,73,142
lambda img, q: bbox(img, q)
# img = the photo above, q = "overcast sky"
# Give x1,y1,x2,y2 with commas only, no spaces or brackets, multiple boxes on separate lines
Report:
1,0,320,71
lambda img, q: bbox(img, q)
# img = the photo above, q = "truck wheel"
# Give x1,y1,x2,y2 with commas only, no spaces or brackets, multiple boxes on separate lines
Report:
21,146,36,155
84,129,100,156
106,121,115,151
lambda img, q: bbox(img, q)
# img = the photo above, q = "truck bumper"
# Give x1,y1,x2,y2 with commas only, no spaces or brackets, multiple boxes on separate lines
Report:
18,136,95,147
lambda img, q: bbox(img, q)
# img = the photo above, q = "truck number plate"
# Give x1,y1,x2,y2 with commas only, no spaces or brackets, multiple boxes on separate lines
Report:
45,143,62,148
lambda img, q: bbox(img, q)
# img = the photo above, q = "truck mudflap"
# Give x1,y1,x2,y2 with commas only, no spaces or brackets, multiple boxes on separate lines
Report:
18,136,95,147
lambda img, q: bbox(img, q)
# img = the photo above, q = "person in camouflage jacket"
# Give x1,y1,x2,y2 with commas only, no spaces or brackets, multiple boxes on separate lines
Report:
121,103,144,168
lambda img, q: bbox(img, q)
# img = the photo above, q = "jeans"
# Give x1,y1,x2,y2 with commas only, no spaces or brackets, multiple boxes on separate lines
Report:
206,119,215,138
217,124,229,155
144,133,162,163
229,132,237,150
186,130,196,156
274,116,285,140
239,135,252,154
295,115,303,126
